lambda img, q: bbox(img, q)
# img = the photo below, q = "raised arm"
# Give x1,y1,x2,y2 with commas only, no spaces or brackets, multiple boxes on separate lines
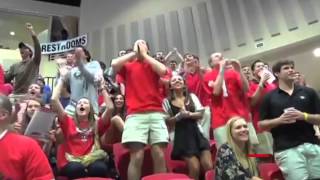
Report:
250,73,269,106
51,67,68,121
138,42,166,76
26,23,41,65
231,59,249,93
99,80,114,122
111,52,137,73
208,60,226,96
74,47,96,84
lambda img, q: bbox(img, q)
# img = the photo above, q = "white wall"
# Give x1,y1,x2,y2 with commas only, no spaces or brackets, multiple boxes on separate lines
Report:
0,0,80,17
79,0,320,66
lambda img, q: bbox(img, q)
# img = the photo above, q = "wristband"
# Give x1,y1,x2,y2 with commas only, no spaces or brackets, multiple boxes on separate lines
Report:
304,112,309,121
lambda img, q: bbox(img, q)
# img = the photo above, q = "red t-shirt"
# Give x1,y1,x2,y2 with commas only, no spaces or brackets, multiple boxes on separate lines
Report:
203,68,250,129
116,74,124,84
248,80,277,132
0,131,54,180
118,60,164,114
159,68,172,99
185,71,211,106
57,115,95,168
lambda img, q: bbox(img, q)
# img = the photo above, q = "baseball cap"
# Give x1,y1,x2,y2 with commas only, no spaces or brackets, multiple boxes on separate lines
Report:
18,42,34,58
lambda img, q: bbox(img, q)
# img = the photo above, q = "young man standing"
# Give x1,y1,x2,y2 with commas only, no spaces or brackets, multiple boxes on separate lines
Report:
111,40,168,180
183,53,211,139
5,23,41,94
204,52,253,146
63,47,103,116
248,60,277,154
259,60,320,180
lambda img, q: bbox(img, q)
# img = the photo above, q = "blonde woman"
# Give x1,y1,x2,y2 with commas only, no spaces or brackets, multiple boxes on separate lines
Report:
215,116,262,180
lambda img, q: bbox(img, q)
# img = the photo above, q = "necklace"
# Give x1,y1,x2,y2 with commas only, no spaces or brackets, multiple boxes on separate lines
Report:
76,127,93,142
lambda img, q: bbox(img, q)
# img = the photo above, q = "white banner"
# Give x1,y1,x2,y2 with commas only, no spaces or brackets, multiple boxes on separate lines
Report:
41,34,88,55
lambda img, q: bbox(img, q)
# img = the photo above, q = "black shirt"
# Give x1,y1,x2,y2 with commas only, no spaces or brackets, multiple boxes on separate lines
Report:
260,85,320,152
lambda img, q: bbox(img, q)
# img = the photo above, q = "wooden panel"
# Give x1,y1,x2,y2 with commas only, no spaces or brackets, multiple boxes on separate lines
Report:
91,29,101,60
182,7,199,54
197,2,215,55
242,0,264,41
277,0,299,31
143,18,155,53
210,0,231,51
130,21,139,46
116,24,127,52
169,10,184,53
104,27,115,63
155,14,169,53
225,0,247,45
259,0,281,36
297,0,318,24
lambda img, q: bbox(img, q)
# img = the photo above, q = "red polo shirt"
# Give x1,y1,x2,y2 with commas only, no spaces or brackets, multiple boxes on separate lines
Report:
203,68,250,129
118,59,164,114
185,71,211,106
248,80,277,132
0,131,54,180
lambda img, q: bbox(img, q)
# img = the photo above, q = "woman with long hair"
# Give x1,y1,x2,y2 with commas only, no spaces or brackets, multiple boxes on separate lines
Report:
163,75,213,180
13,96,43,134
215,116,262,180
100,93,126,145
51,73,113,179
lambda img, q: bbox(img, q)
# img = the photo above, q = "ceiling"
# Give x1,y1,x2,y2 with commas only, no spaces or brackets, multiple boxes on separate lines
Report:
33,0,81,7
0,10,48,50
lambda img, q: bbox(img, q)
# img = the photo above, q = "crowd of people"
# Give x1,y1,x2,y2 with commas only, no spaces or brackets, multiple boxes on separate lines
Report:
0,23,320,180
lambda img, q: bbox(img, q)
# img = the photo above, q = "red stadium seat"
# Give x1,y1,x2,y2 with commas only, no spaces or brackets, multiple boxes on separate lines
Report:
113,143,155,180
74,178,113,180
205,170,215,180
165,143,188,174
258,163,284,180
141,173,191,180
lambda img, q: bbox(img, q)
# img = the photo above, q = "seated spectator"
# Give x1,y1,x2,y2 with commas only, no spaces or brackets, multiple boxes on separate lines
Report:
100,93,126,146
51,75,113,179
215,116,262,180
36,76,52,104
163,75,213,180
12,96,43,134
0,95,54,180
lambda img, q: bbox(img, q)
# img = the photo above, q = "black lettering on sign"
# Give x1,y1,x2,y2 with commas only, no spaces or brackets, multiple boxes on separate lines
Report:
41,45,47,52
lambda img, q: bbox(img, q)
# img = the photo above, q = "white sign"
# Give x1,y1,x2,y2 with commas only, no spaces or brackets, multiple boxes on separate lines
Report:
40,34,88,55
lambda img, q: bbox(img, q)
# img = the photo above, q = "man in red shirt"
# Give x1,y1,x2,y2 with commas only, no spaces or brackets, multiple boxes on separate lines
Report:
248,60,277,154
0,95,54,180
111,40,169,180
203,52,255,146
183,53,211,139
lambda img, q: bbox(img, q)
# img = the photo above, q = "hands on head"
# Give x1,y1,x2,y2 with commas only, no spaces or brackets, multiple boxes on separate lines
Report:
133,40,148,60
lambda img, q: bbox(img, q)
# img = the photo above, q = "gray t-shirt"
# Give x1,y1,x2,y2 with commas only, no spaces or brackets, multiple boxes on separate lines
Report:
64,60,102,115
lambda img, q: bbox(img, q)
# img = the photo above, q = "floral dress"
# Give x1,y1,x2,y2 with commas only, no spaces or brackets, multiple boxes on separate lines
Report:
215,143,253,180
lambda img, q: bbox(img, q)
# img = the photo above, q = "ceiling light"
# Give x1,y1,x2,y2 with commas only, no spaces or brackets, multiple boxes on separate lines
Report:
9,31,15,36
313,48,320,57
